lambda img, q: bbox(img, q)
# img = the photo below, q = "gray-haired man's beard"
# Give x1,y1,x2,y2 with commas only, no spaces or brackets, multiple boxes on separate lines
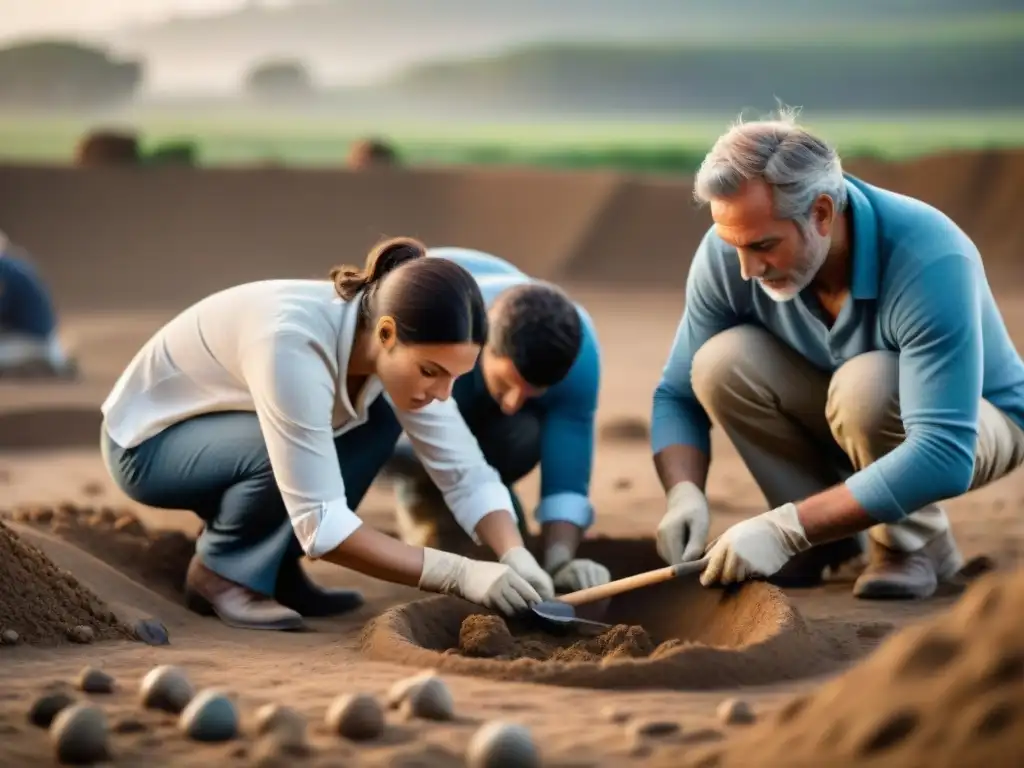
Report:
757,233,832,302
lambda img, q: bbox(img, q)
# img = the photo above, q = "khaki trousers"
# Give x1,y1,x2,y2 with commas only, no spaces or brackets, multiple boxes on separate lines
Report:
692,326,1024,552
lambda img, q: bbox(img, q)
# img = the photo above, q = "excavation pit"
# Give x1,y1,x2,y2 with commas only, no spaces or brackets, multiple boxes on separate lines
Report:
360,538,870,691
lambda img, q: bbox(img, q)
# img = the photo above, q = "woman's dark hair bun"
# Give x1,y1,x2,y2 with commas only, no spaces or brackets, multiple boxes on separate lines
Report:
330,236,427,301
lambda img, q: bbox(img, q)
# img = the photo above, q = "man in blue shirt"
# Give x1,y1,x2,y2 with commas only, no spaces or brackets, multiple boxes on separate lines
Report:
0,230,77,379
652,112,1024,600
383,247,611,592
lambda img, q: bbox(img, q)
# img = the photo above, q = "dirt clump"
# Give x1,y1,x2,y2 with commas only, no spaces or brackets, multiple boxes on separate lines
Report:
671,567,1024,768
0,521,132,646
456,614,657,662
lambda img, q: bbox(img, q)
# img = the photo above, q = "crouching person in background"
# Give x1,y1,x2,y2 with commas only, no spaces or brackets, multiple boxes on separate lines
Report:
0,229,77,379
384,247,612,594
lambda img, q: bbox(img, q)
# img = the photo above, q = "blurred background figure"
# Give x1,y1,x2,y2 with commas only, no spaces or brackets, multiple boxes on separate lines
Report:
0,230,77,380
346,137,399,170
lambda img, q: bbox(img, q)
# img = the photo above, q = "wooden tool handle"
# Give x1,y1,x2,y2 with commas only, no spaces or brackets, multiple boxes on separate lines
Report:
557,558,709,607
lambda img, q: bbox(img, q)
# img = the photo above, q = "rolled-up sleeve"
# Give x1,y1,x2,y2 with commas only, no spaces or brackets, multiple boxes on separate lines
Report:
239,329,363,558
394,395,514,542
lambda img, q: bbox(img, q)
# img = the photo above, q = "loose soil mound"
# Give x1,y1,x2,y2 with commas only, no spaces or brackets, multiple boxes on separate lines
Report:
359,569,869,690
5,503,195,604
673,567,1024,768
0,520,133,646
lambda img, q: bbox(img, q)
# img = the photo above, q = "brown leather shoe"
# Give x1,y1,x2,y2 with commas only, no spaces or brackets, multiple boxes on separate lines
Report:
853,528,964,600
184,556,304,631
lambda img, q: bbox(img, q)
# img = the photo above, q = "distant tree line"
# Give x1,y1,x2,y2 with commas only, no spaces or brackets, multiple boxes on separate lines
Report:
0,41,142,109
0,41,319,109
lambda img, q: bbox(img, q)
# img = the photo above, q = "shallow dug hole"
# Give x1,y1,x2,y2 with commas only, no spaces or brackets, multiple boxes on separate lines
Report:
360,537,870,691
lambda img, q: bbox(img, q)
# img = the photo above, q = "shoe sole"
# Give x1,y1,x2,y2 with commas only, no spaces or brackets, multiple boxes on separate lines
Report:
184,589,305,632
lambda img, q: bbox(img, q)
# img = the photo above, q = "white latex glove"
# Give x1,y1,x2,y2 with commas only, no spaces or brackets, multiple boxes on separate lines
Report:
656,481,711,564
418,548,542,616
500,546,556,601
543,542,611,592
700,503,811,587
551,559,611,592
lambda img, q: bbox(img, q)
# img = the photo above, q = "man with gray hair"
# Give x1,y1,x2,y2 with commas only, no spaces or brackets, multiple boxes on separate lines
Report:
651,108,1024,599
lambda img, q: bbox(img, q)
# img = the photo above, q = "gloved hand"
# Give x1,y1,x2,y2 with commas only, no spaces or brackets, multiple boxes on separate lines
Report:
418,548,542,616
543,542,611,592
551,559,611,592
499,546,556,601
700,503,811,587
656,481,711,564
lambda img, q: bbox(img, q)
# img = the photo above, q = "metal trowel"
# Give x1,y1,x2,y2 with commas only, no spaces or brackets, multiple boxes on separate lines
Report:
529,557,709,632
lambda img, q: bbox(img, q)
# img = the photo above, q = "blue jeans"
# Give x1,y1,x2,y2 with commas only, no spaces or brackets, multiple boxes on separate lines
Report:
101,397,403,595
0,249,58,338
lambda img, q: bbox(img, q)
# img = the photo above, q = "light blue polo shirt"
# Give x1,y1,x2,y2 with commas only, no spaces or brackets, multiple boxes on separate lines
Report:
651,174,1024,523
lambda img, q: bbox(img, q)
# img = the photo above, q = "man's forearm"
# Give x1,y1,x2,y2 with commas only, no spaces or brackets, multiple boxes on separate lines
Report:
794,483,877,544
653,444,711,492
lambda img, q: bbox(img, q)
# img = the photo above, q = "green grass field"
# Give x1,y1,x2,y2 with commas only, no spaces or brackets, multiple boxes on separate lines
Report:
2,110,1022,174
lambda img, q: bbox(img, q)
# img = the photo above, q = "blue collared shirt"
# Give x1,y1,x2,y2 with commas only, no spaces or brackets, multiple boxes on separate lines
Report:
651,174,1024,523
429,247,601,530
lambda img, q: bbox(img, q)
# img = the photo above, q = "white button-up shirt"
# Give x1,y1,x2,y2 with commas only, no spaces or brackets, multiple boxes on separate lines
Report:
101,279,513,557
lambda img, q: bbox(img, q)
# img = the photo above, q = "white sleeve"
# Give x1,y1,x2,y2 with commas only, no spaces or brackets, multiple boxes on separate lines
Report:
239,330,362,557
392,395,515,542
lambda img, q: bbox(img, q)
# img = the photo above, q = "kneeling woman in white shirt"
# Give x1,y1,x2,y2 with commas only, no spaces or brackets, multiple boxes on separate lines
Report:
100,237,555,631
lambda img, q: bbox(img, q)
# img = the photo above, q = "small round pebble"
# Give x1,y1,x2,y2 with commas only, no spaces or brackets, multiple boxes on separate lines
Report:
385,669,437,710
254,703,307,739
139,665,195,714
76,667,115,694
179,689,238,742
132,619,170,647
626,719,680,739
66,626,94,644
1,629,18,645
29,692,76,728
466,720,541,768
401,676,454,722
50,703,109,765
325,693,385,740
717,698,755,725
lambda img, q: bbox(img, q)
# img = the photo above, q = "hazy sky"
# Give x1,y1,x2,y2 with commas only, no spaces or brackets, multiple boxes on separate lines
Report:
0,0,301,40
